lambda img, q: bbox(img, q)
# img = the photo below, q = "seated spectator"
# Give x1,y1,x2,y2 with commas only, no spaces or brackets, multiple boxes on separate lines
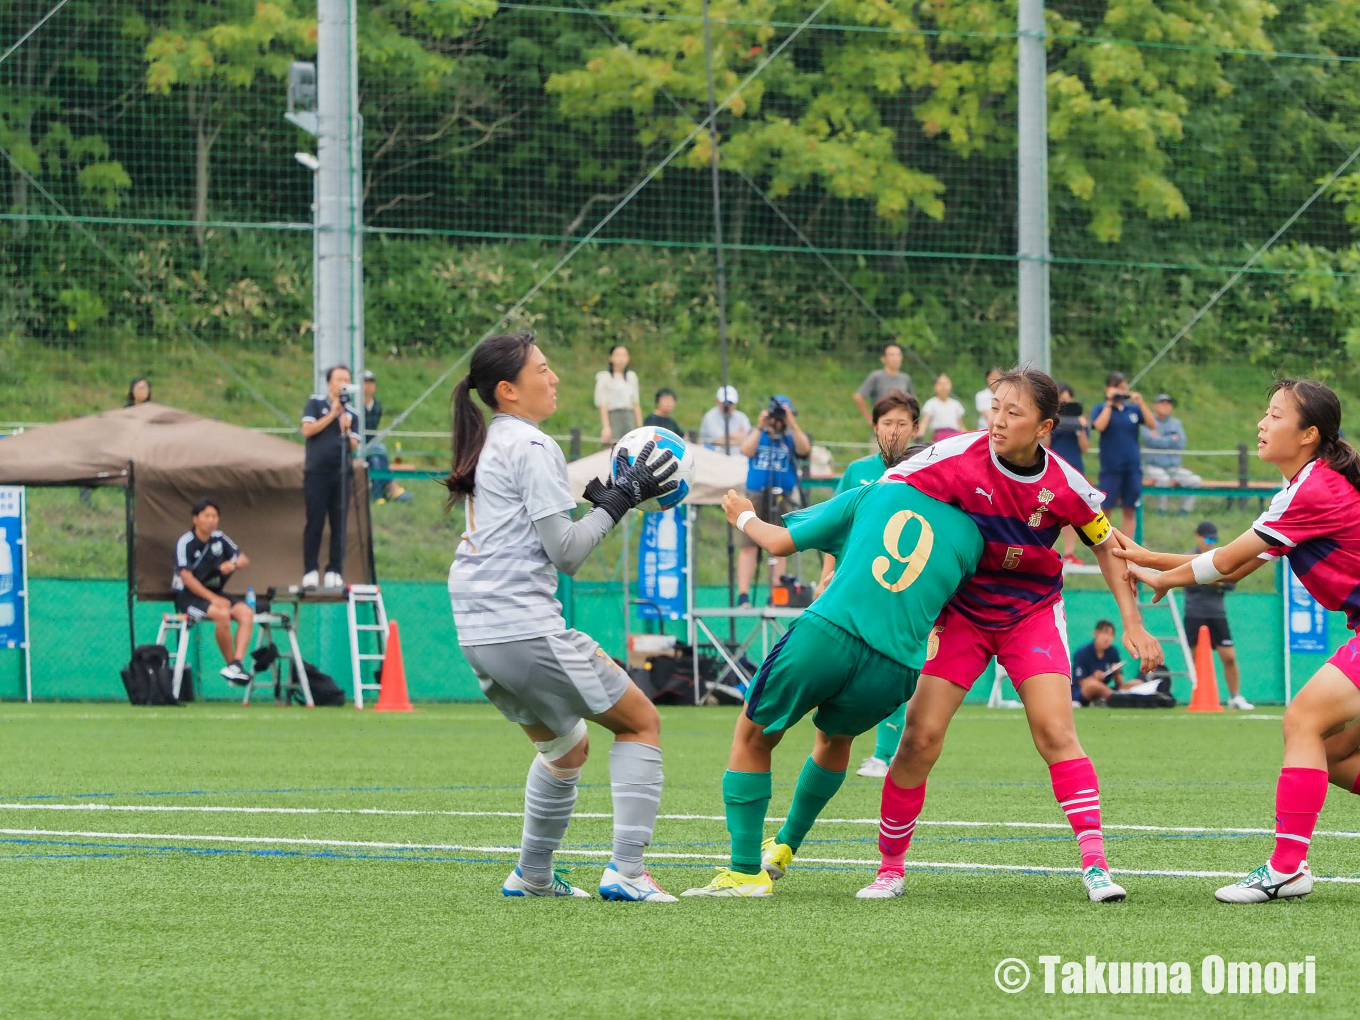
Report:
362,370,412,504
1071,620,1134,705
918,373,967,441
1050,381,1091,566
854,343,913,428
974,366,1003,430
172,498,253,685
1141,393,1201,514
643,388,681,435
698,385,751,452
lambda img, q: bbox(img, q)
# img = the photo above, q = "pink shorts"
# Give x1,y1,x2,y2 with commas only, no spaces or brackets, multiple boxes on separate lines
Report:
924,601,1072,691
1327,634,1360,690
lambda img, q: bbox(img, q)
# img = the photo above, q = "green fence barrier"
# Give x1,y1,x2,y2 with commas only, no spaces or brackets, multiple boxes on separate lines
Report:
1,578,1345,706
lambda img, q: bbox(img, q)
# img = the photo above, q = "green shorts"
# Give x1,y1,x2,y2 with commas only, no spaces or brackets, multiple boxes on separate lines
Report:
744,613,920,738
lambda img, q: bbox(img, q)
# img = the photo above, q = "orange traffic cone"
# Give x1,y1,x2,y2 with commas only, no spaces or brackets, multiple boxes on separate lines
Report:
374,620,414,712
1187,624,1223,713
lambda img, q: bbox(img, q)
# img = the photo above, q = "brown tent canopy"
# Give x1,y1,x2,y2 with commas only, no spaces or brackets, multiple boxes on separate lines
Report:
0,402,372,602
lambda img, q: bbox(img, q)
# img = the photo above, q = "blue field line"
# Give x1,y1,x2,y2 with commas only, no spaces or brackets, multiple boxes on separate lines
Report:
6,776,1278,802
542,831,1269,852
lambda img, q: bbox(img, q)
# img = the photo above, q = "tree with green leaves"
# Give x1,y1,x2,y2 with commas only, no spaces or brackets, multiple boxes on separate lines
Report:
136,0,313,246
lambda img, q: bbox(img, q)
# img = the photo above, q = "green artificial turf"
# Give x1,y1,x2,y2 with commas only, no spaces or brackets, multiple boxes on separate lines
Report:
1,703,1356,1018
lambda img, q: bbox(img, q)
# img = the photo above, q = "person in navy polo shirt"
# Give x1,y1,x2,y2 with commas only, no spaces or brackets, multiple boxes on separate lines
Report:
1092,371,1156,535
1071,620,1129,706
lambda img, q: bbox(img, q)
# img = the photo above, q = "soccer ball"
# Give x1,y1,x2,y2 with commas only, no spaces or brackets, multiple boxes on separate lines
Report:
611,426,695,512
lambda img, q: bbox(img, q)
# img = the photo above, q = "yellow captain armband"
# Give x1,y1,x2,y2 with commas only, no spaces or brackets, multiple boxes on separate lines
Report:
1077,512,1112,547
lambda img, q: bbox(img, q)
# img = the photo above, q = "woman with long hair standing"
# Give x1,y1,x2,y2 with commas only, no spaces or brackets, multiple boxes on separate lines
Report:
447,331,679,901
594,344,641,445
1122,379,1360,902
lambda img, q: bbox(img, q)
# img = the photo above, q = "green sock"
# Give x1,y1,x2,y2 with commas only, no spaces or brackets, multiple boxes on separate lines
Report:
775,756,846,852
723,769,772,875
874,703,907,763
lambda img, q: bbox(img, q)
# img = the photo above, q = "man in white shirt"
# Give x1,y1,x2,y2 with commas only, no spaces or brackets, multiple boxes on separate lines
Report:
698,385,752,452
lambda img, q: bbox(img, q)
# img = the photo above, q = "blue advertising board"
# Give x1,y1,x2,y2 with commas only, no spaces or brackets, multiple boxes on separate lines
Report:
1284,560,1327,654
636,506,687,620
0,486,26,651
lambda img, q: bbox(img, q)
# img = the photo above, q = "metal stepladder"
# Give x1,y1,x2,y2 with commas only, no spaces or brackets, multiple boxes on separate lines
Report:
346,584,390,709
157,607,316,706
155,613,197,701
1139,588,1197,691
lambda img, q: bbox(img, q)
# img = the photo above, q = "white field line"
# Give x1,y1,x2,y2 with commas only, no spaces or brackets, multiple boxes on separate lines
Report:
3,826,1358,884
1,802,1358,839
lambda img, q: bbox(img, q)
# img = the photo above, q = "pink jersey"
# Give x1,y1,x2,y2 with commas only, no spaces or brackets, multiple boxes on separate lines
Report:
1254,459,1360,629
886,431,1112,629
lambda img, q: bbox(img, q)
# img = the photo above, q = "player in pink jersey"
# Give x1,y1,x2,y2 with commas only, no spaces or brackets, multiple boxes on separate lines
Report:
1122,379,1360,903
857,368,1163,903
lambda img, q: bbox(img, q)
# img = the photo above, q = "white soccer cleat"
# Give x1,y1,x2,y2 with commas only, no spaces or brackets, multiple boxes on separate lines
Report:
501,866,592,898
1215,861,1312,903
301,570,320,589
856,871,905,899
1082,865,1127,902
323,571,345,589
598,864,677,902
1228,694,1255,710
856,756,890,778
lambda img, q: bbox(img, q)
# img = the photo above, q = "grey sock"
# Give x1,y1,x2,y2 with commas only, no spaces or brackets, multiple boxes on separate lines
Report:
518,755,579,886
608,741,663,878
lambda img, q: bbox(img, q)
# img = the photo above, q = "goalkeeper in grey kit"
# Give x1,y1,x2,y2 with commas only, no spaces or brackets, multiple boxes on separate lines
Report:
445,331,680,901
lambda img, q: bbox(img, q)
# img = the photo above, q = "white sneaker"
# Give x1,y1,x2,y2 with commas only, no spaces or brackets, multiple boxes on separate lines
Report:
301,570,319,589
856,871,905,899
1082,865,1127,902
501,866,592,898
219,661,251,685
1215,861,1312,903
598,864,677,902
323,571,344,589
856,756,890,778
1228,694,1255,710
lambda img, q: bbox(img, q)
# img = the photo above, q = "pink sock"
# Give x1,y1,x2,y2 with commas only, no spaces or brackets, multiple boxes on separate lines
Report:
877,777,926,875
1350,771,1360,796
1050,757,1106,869
1269,767,1328,874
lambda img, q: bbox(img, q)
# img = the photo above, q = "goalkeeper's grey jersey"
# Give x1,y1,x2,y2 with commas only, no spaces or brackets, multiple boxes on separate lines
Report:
448,413,577,646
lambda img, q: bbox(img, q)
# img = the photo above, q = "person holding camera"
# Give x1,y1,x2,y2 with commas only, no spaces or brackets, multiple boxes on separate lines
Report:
300,364,360,589
737,395,811,605
1092,371,1155,535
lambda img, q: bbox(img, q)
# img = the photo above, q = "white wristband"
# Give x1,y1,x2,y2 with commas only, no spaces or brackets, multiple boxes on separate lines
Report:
1190,549,1223,584
735,511,757,534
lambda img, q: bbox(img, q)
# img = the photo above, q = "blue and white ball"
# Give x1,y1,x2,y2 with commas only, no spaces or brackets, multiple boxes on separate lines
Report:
611,426,695,512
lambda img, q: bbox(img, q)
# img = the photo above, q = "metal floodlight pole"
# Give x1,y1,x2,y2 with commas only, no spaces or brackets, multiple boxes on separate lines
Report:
1016,0,1051,373
702,0,737,622
313,0,364,403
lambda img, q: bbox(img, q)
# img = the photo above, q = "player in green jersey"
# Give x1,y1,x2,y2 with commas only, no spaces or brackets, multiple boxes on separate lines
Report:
815,392,923,779
682,475,984,897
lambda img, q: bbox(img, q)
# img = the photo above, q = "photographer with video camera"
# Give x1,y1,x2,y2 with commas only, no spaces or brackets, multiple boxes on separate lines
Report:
1050,381,1091,565
737,394,811,605
300,364,360,589
1091,371,1155,535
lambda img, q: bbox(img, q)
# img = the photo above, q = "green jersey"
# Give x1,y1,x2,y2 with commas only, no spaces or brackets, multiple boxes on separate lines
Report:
834,452,887,495
786,483,983,670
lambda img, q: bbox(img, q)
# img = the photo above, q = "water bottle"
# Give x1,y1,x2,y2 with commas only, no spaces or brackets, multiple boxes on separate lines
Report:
245,587,257,613
655,509,680,600
0,531,14,629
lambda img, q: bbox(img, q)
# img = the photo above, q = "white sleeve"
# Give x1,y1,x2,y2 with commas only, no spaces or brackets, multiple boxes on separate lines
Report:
521,437,579,522
593,372,608,409
628,371,639,406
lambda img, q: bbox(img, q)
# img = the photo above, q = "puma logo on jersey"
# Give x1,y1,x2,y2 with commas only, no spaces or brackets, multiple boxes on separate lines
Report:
975,487,994,504
529,440,545,448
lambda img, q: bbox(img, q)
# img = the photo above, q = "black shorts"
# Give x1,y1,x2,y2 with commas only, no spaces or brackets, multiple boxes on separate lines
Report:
1183,615,1232,648
174,591,242,621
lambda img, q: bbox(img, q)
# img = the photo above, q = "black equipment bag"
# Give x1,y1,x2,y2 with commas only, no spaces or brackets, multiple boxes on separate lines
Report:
290,659,345,706
119,644,181,706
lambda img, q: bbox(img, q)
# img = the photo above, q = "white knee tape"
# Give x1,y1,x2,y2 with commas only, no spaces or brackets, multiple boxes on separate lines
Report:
534,720,587,762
